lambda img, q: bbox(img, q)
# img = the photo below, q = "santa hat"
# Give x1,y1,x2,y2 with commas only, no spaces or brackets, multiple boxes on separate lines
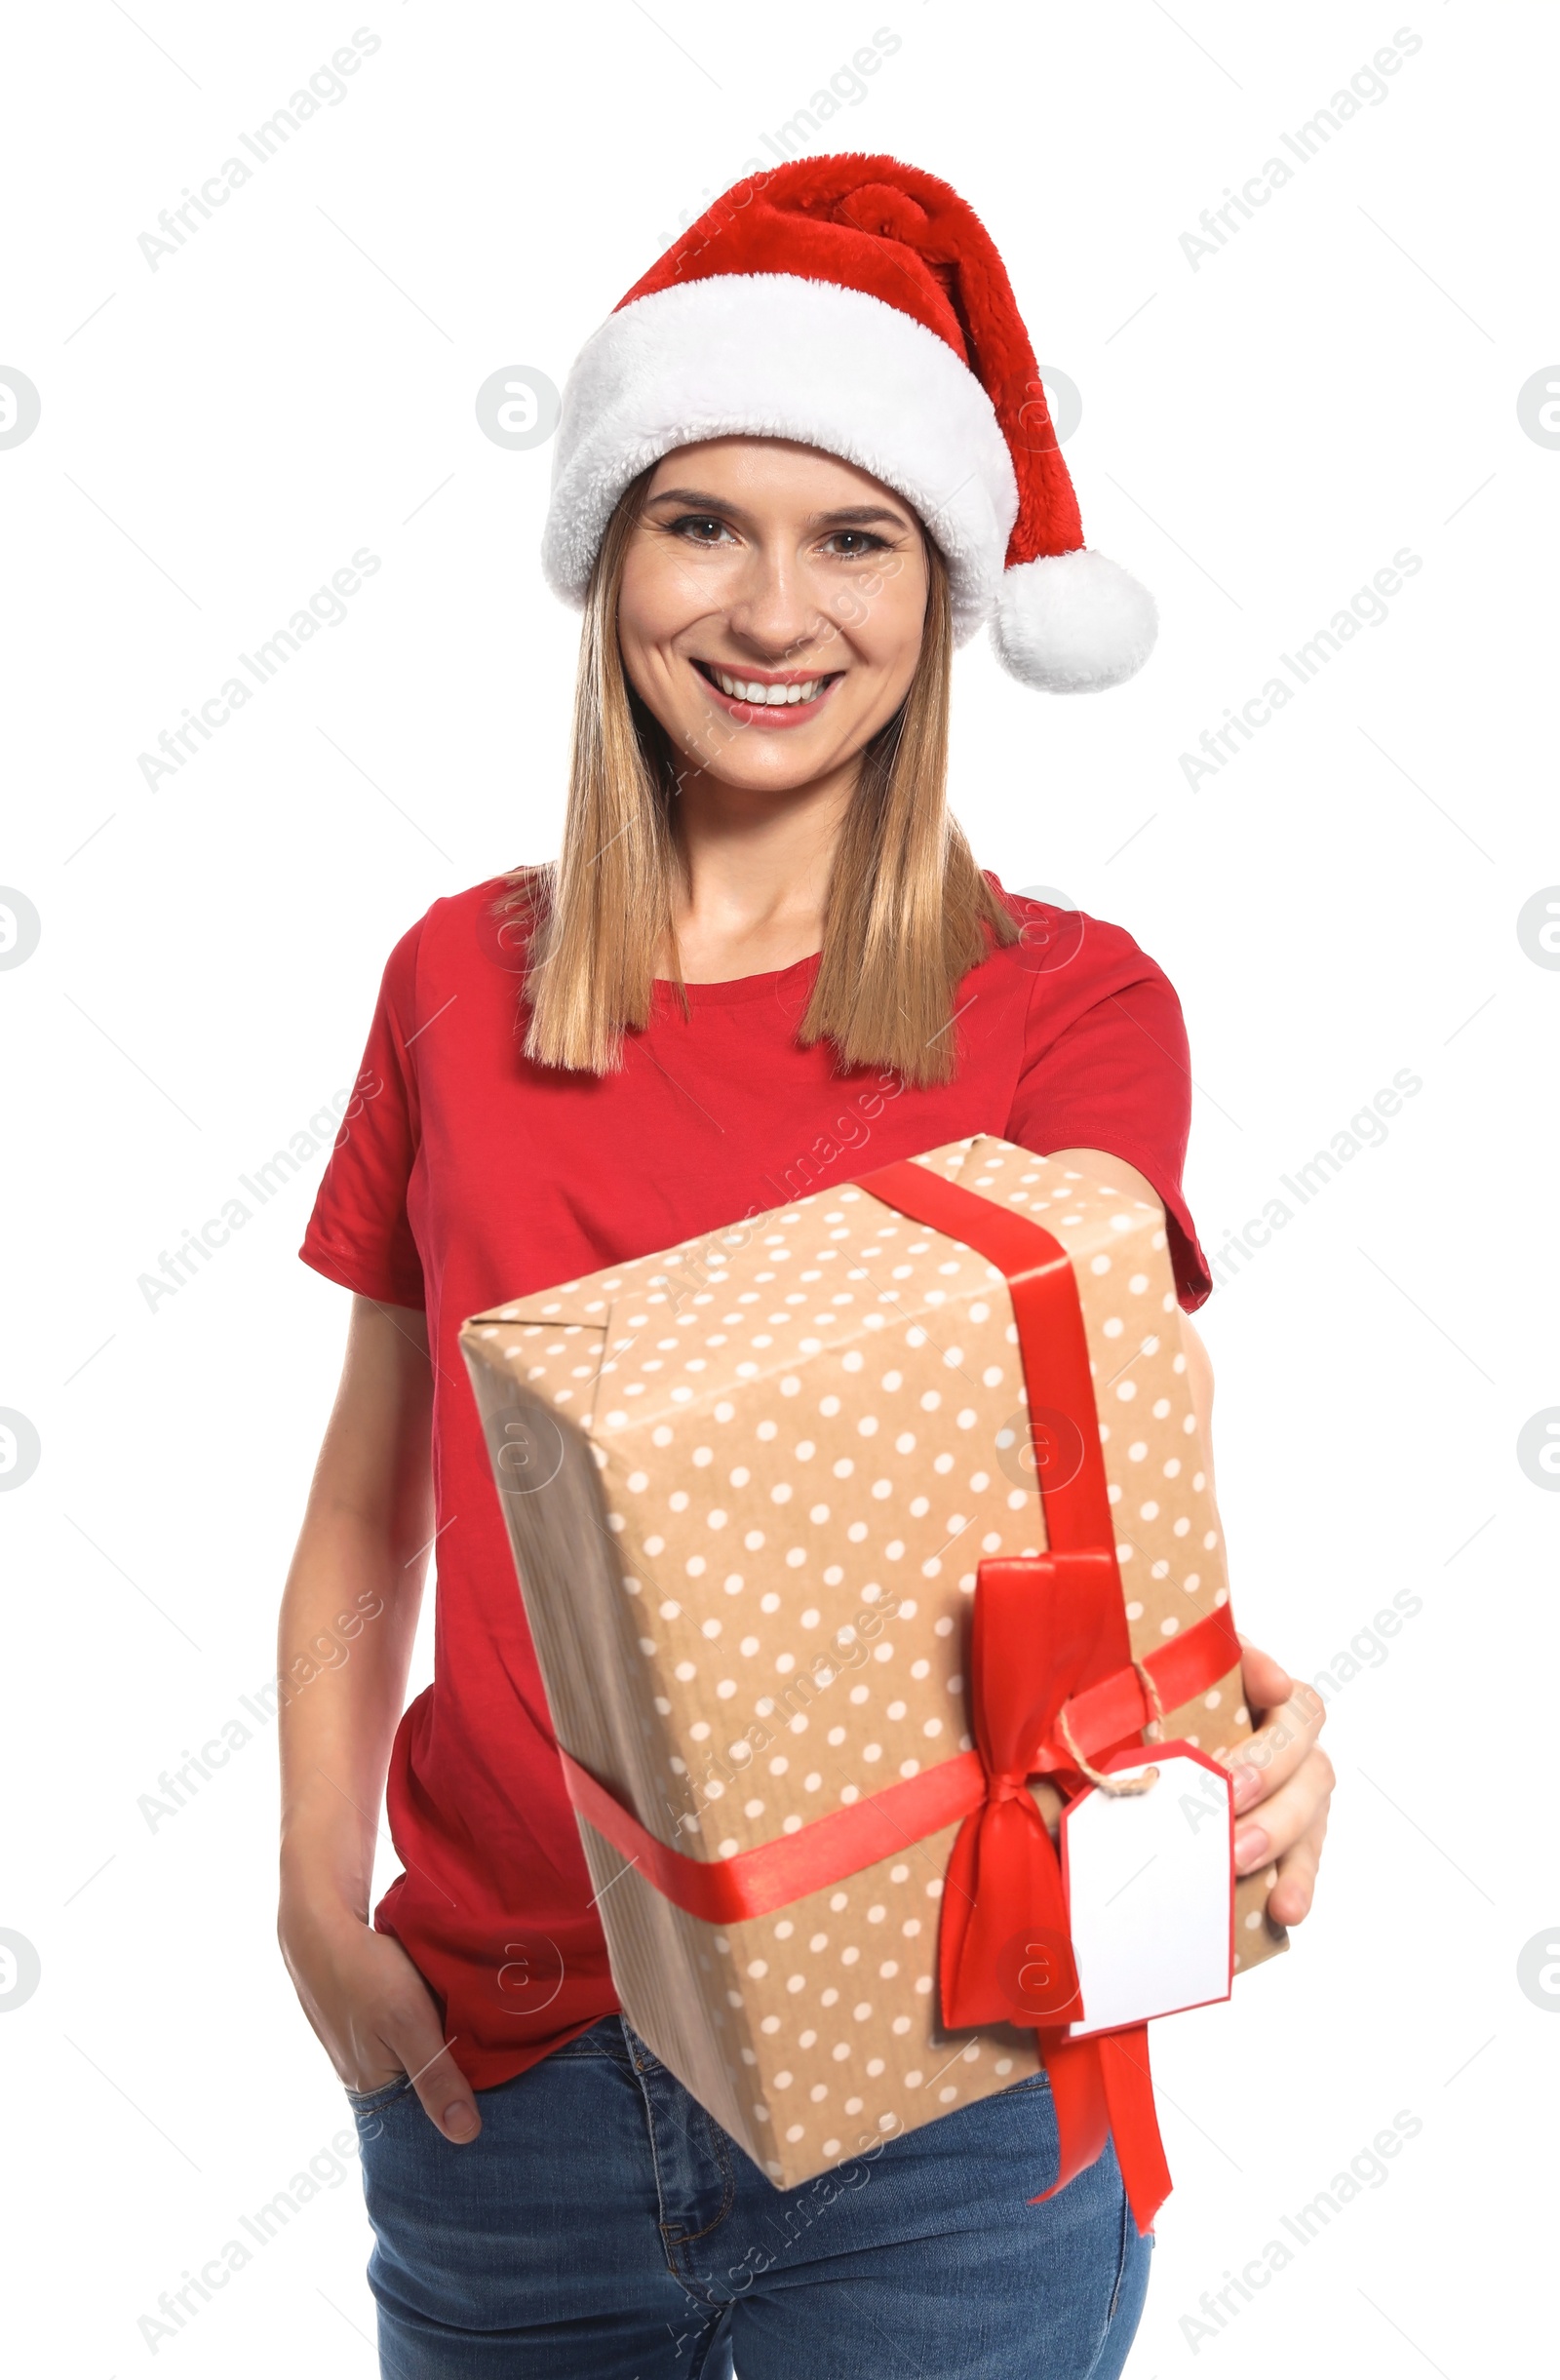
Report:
542,154,1155,694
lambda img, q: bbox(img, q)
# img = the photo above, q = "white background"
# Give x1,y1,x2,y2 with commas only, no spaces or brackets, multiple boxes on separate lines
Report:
3,2,1555,2371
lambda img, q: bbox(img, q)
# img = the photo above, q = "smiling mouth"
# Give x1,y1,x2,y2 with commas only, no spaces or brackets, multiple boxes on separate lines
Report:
692,659,842,720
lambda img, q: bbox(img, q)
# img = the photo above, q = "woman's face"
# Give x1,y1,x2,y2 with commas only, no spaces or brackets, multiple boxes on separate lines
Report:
616,438,930,796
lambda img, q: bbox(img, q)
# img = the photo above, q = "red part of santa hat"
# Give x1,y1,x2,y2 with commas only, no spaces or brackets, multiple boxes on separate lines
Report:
542,154,1155,694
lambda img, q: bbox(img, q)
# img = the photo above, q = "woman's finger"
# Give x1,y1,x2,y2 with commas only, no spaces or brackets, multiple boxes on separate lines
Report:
1224,1679,1328,1814
1268,1809,1331,1927
1232,1743,1336,1874
1235,1636,1294,1717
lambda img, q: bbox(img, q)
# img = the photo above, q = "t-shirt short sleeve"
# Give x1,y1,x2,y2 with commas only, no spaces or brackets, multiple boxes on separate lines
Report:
1003,911,1212,1309
299,918,427,1309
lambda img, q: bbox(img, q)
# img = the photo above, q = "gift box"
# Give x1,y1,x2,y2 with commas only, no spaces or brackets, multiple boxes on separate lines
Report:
461,1137,1284,2202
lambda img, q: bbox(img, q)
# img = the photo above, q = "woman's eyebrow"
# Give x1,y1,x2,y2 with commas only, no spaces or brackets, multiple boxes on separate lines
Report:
644,488,744,514
807,504,911,529
644,489,912,532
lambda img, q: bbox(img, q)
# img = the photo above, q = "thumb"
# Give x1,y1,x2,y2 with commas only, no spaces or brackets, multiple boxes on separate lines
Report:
392,2018,482,2144
1236,1635,1294,1717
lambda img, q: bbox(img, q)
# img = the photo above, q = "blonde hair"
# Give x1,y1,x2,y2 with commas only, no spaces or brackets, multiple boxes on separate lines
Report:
510,470,1018,1087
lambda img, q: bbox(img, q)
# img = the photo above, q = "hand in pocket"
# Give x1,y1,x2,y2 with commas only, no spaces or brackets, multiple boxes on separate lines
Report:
280,1902,482,2143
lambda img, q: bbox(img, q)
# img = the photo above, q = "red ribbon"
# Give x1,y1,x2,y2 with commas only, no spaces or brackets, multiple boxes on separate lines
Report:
559,1156,1237,2234
857,1159,1186,2232
560,1599,1237,1926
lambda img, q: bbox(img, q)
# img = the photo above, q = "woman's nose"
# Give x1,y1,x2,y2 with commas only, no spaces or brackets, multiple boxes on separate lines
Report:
722,547,831,662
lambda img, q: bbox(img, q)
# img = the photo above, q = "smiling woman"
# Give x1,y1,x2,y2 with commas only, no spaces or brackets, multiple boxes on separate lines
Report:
629,461,928,741
519,435,1016,1078
278,151,1332,2380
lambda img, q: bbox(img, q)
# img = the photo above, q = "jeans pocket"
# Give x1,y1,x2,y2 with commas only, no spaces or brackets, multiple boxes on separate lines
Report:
344,2072,413,2114
997,2065,1054,2097
1107,2165,1151,2322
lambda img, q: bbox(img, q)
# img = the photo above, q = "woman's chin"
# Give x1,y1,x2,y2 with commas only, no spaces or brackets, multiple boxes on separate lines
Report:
670,730,860,797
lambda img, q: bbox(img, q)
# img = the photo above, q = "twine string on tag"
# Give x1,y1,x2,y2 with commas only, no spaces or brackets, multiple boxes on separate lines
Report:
1055,1660,1165,1797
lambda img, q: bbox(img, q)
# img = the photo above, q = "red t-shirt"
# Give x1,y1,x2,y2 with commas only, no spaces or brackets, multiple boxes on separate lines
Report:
299,875,1210,2088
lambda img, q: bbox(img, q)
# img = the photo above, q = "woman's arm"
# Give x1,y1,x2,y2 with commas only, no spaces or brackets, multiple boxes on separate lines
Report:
276,1294,482,2142
1045,1149,1334,1928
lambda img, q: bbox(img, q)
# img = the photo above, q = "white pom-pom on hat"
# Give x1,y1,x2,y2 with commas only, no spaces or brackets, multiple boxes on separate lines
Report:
992,551,1159,693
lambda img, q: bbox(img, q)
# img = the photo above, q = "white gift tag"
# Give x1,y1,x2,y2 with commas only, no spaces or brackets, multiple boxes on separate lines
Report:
1060,1742,1234,2039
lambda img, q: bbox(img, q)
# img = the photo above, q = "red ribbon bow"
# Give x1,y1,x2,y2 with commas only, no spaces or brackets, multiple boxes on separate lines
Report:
939,1548,1125,2033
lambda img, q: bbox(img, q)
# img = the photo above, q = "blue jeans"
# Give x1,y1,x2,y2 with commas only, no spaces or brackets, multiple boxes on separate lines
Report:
346,2015,1150,2378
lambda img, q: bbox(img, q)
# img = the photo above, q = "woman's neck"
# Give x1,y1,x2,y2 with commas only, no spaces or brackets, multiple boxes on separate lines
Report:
669,754,857,983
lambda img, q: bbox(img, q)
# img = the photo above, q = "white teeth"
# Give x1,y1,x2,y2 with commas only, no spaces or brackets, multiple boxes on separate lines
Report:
713,669,825,705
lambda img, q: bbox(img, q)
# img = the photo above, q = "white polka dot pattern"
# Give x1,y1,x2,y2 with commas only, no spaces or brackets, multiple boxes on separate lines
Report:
461,1136,1278,2191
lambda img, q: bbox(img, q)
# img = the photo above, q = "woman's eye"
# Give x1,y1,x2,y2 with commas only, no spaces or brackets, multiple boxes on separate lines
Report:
673,515,734,544
823,530,885,558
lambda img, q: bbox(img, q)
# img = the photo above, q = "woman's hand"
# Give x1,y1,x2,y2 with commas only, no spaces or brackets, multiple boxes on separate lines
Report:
279,1897,482,2142
1038,1158,1334,1931
277,1298,480,2143
1222,1639,1333,1928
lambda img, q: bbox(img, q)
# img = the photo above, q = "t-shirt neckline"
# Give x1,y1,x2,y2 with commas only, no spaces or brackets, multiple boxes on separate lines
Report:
654,952,822,1006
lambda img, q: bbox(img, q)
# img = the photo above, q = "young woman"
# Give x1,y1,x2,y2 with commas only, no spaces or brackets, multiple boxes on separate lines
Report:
279,159,1333,2379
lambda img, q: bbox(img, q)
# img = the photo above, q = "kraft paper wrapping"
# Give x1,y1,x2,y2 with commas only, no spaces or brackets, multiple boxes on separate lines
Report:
461,1136,1285,2188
